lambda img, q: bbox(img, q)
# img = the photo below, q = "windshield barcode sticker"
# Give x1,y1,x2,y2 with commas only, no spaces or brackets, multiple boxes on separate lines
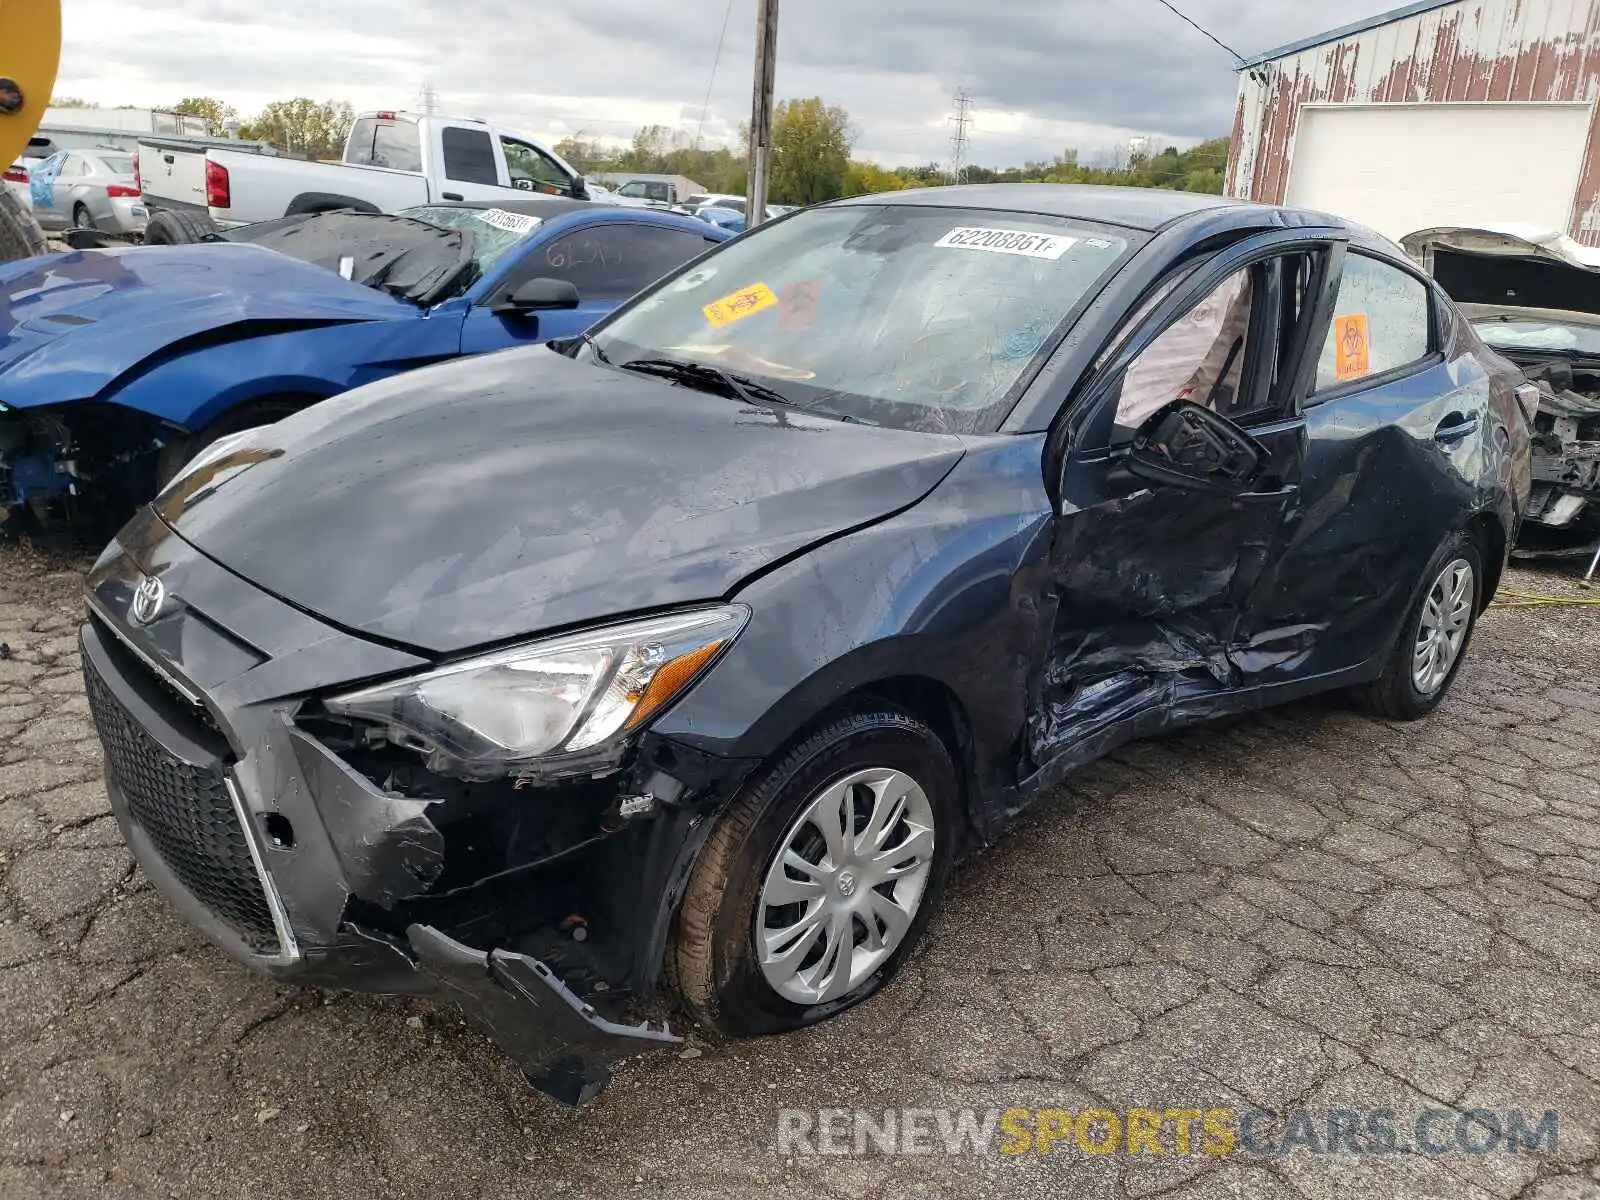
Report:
935,227,1077,260
476,208,541,235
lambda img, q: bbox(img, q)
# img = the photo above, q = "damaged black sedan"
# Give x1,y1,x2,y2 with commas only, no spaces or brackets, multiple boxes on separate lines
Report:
82,185,1530,1104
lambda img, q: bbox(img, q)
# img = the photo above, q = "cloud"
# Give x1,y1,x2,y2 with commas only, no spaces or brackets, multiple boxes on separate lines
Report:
53,0,1389,167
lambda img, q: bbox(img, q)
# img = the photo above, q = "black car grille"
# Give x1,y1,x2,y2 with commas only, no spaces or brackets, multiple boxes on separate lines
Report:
83,648,280,955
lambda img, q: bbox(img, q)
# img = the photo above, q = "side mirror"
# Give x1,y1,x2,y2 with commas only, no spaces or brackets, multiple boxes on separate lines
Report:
492,277,581,314
571,173,590,200
1121,400,1264,495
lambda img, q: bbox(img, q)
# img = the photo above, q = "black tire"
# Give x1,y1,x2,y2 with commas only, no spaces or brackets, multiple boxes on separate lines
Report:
0,189,48,263
153,397,311,491
1356,529,1484,720
72,203,94,231
671,708,959,1038
143,208,220,245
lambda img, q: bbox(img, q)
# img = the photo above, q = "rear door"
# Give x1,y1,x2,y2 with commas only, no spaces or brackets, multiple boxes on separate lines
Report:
459,220,724,354
1031,229,1340,772
1244,248,1493,685
430,122,511,202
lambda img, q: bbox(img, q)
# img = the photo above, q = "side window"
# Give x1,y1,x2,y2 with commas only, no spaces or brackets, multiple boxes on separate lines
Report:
501,138,570,193
1116,267,1253,430
1313,254,1431,392
440,126,498,186
519,225,716,301
1112,253,1318,434
59,154,87,177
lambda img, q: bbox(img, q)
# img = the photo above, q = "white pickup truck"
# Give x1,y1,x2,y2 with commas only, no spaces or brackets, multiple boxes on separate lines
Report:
138,111,604,234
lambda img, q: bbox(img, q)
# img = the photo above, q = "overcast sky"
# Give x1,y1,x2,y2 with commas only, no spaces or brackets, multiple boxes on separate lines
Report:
55,0,1389,167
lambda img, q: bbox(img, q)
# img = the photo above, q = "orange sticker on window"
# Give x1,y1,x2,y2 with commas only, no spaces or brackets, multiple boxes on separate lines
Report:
703,282,778,328
1334,313,1372,381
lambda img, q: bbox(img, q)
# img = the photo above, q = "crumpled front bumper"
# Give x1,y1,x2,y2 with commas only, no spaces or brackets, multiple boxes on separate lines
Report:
79,515,701,1105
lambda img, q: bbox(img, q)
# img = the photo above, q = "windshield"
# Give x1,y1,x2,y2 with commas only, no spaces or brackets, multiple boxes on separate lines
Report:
1473,316,1600,357
590,204,1131,432
400,205,543,276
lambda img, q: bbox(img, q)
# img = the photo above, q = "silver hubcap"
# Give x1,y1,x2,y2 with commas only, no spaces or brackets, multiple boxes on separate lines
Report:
756,767,936,1006
1413,557,1474,695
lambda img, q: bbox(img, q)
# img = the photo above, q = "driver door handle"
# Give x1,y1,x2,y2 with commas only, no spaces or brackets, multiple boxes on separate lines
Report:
1434,412,1478,444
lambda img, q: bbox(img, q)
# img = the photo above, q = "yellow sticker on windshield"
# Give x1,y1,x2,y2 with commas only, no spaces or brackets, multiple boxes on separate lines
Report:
703,282,779,328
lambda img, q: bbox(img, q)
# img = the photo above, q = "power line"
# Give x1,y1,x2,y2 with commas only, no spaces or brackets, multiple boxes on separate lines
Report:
695,0,736,147
947,88,973,184
1145,0,1248,67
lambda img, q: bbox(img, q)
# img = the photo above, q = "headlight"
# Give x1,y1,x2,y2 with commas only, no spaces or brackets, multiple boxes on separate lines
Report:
325,605,749,776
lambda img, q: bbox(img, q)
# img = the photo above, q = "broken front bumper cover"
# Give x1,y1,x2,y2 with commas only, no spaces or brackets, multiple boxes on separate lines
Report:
85,619,681,1107
409,926,681,1105
107,767,682,1104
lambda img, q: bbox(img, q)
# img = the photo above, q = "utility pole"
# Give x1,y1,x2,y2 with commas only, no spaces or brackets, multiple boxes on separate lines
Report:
746,0,779,228
419,81,438,117
947,88,972,185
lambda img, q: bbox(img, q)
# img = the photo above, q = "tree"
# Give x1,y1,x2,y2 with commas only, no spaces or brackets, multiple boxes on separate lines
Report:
768,97,853,206
553,132,610,175
240,98,355,161
49,95,92,108
170,96,238,136
843,160,924,197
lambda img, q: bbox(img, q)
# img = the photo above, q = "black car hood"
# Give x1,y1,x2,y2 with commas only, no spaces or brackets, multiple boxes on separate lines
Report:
154,347,965,655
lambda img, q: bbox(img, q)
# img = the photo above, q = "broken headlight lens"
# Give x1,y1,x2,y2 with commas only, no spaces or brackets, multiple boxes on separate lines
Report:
324,605,749,771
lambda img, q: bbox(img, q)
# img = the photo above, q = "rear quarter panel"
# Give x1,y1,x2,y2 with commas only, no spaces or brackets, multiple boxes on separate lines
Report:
211,152,428,224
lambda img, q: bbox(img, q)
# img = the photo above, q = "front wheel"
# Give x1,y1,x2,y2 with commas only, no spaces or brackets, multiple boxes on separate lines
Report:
1357,531,1483,720
671,709,959,1037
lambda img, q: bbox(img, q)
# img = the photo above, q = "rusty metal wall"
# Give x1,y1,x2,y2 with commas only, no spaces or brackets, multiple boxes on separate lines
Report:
1227,0,1600,244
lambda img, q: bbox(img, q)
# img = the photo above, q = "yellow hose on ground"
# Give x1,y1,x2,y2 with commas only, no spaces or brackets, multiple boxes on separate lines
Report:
1490,589,1600,609
0,0,62,169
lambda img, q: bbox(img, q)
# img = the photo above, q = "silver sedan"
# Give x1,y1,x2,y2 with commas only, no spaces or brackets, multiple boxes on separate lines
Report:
28,148,148,237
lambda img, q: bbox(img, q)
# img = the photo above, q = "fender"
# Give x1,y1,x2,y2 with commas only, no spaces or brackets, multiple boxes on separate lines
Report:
104,314,465,428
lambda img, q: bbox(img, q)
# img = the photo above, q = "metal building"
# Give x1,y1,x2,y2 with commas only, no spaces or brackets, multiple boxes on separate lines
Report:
1226,0,1600,245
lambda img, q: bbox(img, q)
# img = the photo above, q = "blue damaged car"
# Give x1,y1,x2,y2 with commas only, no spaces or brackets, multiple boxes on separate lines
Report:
0,197,728,534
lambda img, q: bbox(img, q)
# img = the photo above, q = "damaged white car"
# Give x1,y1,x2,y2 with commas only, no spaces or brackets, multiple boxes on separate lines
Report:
1405,225,1600,559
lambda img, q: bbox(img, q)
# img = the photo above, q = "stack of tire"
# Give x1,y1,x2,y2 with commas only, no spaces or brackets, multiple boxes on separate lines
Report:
0,187,47,263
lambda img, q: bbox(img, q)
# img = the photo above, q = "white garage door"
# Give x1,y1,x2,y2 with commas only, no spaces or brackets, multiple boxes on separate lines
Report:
1285,103,1593,241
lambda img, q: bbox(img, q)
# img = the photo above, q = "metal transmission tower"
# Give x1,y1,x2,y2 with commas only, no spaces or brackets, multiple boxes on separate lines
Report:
418,82,439,116
947,89,973,184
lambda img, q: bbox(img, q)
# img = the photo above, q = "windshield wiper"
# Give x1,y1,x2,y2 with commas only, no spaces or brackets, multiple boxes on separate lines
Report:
579,332,612,365
615,356,793,410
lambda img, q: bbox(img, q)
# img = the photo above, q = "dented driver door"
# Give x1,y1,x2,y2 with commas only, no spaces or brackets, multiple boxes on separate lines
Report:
1027,230,1343,775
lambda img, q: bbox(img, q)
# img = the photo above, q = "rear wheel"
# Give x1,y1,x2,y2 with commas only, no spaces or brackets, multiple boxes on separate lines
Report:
0,189,48,262
143,209,220,245
1357,530,1483,720
671,709,958,1037
71,203,94,231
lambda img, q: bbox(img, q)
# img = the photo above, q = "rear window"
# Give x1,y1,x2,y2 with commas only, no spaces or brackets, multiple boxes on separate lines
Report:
98,153,134,175
346,118,423,172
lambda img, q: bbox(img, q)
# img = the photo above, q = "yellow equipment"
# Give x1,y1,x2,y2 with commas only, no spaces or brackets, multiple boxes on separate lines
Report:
0,0,59,261
0,0,60,168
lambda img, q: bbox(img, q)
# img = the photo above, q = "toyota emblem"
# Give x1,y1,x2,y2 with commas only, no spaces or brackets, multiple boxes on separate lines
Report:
129,575,166,626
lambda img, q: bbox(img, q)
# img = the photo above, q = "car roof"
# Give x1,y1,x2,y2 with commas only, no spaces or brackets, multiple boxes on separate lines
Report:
412,197,595,220
842,182,1352,231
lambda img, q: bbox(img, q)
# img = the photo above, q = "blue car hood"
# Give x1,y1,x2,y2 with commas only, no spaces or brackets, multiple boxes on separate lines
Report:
0,243,411,410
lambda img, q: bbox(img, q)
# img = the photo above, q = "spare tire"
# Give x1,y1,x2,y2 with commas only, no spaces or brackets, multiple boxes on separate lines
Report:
0,189,48,263
143,209,221,245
